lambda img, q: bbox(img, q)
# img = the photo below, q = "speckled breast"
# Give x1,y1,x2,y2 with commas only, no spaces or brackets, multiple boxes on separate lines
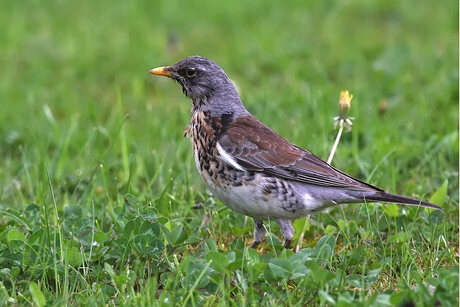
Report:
186,111,245,188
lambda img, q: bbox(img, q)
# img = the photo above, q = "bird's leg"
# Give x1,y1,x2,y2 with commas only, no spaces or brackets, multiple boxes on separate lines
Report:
251,219,266,249
274,218,294,249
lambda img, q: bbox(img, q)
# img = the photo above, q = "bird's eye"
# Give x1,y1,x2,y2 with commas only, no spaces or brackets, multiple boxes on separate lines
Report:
185,68,197,77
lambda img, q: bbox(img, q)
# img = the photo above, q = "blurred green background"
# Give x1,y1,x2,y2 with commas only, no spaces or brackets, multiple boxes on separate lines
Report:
0,0,458,305
0,0,457,205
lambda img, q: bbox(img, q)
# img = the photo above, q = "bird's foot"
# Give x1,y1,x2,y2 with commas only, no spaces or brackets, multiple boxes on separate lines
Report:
283,239,292,249
250,241,261,249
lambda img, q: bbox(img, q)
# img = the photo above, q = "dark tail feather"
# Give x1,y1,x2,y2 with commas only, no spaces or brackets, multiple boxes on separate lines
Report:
365,192,443,210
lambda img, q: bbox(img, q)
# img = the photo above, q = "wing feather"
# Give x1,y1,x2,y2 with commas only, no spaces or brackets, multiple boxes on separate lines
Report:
218,114,382,192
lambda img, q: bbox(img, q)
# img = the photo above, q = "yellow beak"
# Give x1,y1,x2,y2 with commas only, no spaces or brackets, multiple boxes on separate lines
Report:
149,66,171,77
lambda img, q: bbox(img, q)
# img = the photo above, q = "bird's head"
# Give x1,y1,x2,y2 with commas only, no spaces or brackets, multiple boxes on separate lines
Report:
150,56,245,114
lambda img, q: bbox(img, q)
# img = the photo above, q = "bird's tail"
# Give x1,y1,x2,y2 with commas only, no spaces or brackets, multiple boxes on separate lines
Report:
364,192,443,210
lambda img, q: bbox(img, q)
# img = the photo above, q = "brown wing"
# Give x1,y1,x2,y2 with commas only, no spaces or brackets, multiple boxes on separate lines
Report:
218,114,383,192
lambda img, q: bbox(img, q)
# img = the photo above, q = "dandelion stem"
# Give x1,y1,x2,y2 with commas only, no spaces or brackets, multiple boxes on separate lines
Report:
327,122,344,164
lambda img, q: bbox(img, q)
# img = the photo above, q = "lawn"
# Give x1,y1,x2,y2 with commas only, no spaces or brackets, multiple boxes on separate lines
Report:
0,0,458,306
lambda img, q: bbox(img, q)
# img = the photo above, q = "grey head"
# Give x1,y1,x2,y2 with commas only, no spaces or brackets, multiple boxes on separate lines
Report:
150,56,248,116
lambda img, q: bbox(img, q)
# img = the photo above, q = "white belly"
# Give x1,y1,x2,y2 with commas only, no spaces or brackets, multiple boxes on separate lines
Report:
201,172,307,220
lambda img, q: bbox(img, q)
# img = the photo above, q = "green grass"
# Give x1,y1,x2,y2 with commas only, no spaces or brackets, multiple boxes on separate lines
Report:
0,0,458,305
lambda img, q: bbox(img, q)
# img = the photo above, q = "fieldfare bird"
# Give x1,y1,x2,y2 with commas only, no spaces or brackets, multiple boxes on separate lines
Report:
150,56,443,249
